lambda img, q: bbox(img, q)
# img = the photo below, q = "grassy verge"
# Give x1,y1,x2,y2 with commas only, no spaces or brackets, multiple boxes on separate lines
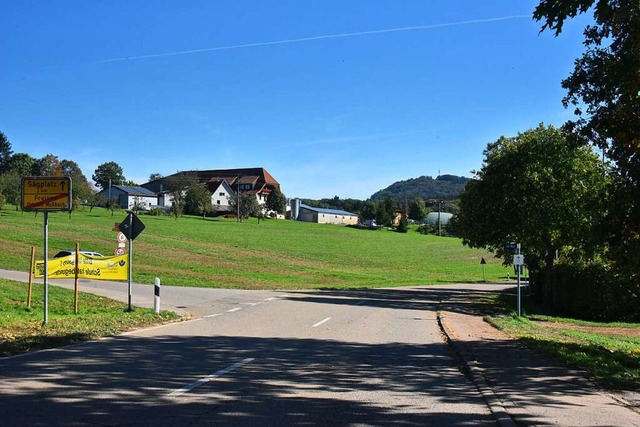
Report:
0,205,507,289
485,292,640,391
0,278,180,357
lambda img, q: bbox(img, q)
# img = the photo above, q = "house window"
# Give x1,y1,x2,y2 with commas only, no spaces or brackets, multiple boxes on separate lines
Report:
219,192,225,196
217,200,220,205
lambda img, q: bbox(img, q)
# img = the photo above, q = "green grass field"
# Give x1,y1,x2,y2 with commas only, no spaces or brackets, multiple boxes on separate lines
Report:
0,205,507,289
0,277,179,357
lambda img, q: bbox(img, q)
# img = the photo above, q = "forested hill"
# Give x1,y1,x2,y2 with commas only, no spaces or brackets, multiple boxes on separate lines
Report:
370,174,470,201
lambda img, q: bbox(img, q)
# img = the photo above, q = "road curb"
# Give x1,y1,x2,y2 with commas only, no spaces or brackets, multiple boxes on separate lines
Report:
437,308,517,427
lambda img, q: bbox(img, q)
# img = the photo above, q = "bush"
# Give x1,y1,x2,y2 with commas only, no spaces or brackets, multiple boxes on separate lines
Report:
396,216,409,233
546,262,640,321
147,207,170,217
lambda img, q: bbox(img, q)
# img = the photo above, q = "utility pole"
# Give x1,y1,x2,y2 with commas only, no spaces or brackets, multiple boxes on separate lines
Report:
236,175,241,222
438,199,442,237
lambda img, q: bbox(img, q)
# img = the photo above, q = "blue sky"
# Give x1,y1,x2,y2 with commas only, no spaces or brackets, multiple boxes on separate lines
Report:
1,1,590,200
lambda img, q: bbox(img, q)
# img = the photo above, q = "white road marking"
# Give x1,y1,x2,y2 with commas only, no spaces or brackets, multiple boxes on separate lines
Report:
227,307,242,312
167,358,255,398
203,313,222,318
355,301,365,305
312,317,332,328
240,302,260,306
264,297,277,301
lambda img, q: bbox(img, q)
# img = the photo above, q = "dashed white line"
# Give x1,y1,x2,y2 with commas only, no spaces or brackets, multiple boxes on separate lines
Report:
227,307,242,313
312,317,332,328
167,358,255,398
203,313,222,318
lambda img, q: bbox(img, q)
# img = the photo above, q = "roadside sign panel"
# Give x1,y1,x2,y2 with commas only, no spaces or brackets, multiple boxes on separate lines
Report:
21,176,72,212
513,254,525,266
34,253,128,280
504,242,518,251
119,213,145,241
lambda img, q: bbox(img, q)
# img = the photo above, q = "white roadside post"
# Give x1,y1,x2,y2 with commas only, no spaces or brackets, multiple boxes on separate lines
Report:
514,244,524,317
154,277,160,314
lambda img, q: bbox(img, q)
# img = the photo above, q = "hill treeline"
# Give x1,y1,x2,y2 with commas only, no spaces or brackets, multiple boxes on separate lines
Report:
370,174,469,201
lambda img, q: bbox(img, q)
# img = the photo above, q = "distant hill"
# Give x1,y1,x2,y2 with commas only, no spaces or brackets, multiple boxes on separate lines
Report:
370,174,470,201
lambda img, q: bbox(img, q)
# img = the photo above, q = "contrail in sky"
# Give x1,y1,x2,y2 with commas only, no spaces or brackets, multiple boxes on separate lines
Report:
96,15,530,64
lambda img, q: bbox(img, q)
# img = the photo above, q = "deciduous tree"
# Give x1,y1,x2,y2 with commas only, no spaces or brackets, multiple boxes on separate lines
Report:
229,192,260,221
36,154,62,176
455,124,607,306
92,161,125,191
184,184,214,218
408,198,427,222
5,153,37,176
534,0,640,278
60,160,92,202
265,186,286,214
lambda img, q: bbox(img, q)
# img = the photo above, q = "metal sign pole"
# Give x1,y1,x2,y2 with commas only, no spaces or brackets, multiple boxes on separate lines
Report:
127,213,133,311
517,243,521,317
43,211,49,325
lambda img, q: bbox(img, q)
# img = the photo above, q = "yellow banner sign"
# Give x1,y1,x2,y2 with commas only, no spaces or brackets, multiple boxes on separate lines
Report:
34,253,128,281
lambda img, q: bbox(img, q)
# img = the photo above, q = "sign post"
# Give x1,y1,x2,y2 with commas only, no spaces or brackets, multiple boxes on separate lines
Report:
118,212,146,311
480,257,487,282
22,177,72,325
513,244,524,317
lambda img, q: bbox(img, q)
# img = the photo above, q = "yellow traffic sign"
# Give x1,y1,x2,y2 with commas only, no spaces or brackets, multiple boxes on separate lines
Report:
21,176,72,211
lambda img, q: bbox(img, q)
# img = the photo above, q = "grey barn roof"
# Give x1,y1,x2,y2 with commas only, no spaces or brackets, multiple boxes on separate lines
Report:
111,185,157,197
299,204,357,217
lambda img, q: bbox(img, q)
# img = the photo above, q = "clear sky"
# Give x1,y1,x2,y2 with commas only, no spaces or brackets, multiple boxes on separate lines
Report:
1,1,591,200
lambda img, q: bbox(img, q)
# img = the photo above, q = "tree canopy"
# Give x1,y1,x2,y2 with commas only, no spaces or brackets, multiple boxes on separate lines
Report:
60,160,92,202
92,161,125,191
0,131,13,174
534,0,640,277
229,192,260,220
455,124,607,304
265,186,287,214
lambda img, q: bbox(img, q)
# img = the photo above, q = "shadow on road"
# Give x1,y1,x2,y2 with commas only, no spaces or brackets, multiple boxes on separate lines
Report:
1,333,495,426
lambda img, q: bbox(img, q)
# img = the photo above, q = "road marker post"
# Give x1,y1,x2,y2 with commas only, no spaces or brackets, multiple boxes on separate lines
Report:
154,277,160,314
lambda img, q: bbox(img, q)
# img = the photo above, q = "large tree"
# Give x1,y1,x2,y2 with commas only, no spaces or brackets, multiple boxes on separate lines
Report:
184,184,214,218
229,192,260,221
166,175,199,219
36,154,62,176
265,187,287,215
534,0,640,277
5,153,37,176
92,161,125,191
455,124,607,306
408,197,428,222
60,160,92,202
0,131,13,174
0,172,22,209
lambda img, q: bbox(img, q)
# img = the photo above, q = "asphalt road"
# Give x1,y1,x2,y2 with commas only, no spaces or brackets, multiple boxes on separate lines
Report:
0,271,500,426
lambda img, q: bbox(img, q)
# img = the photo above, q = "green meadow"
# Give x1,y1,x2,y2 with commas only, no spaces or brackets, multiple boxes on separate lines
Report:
0,206,506,289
